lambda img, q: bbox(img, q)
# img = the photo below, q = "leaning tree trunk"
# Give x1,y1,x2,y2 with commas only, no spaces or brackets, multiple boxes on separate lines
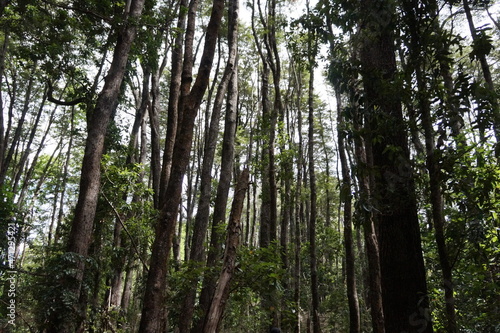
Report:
179,0,239,329
462,0,500,157
138,0,225,329
202,168,249,333
193,15,240,331
46,1,146,331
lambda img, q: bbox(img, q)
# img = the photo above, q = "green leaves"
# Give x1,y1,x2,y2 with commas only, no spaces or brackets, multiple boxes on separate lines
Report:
469,25,494,61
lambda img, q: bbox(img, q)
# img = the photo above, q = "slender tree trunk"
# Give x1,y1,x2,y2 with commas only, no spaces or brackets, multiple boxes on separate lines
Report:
307,64,321,333
336,89,361,333
179,0,239,328
0,31,8,173
193,22,240,332
462,0,500,156
252,0,278,249
138,0,225,329
12,86,48,192
293,75,304,333
202,168,249,333
149,70,162,209
0,65,35,187
54,107,76,244
159,0,188,203
417,66,458,333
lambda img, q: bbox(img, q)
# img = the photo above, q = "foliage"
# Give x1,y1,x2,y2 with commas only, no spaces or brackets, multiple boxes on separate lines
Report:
1,0,500,331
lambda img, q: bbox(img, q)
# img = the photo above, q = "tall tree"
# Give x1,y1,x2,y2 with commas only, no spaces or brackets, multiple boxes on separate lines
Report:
138,0,226,329
305,9,321,330
336,88,361,333
358,0,433,331
46,1,147,331
399,0,458,330
202,168,249,333
180,0,240,330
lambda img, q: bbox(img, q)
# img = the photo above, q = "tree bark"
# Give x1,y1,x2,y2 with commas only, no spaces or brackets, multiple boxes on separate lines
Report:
202,168,249,333
158,0,189,204
179,0,239,328
307,60,321,333
138,0,225,329
359,0,433,331
46,1,146,331
193,17,240,330
336,89,361,333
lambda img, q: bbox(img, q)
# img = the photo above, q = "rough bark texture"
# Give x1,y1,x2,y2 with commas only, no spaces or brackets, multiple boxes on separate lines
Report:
138,0,225,329
359,0,433,331
46,1,146,331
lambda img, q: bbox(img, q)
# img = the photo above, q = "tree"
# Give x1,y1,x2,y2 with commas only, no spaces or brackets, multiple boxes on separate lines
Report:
202,168,249,332
358,0,433,331
138,0,226,329
336,89,361,333
45,1,147,331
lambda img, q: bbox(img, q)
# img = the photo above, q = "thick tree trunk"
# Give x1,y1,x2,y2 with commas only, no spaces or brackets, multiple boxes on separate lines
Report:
350,49,385,333
45,3,146,331
138,0,225,329
202,168,249,333
359,0,433,331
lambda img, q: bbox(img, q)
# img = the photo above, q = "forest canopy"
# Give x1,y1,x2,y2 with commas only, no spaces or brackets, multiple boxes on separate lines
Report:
0,0,499,332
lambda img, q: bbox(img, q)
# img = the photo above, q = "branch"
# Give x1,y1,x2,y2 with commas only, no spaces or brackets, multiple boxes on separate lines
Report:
101,191,150,273
47,81,87,106
40,0,112,23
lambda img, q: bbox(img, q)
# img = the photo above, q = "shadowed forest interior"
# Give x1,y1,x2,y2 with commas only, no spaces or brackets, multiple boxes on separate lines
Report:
0,0,499,332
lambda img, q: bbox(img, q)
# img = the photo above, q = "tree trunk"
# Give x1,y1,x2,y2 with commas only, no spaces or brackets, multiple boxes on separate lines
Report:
251,0,278,249
158,0,189,204
193,17,240,330
179,0,239,328
46,1,146,331
202,168,249,333
359,0,433,331
0,65,34,187
462,0,500,157
0,31,8,174
138,0,225,329
336,89,361,333
307,61,321,333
